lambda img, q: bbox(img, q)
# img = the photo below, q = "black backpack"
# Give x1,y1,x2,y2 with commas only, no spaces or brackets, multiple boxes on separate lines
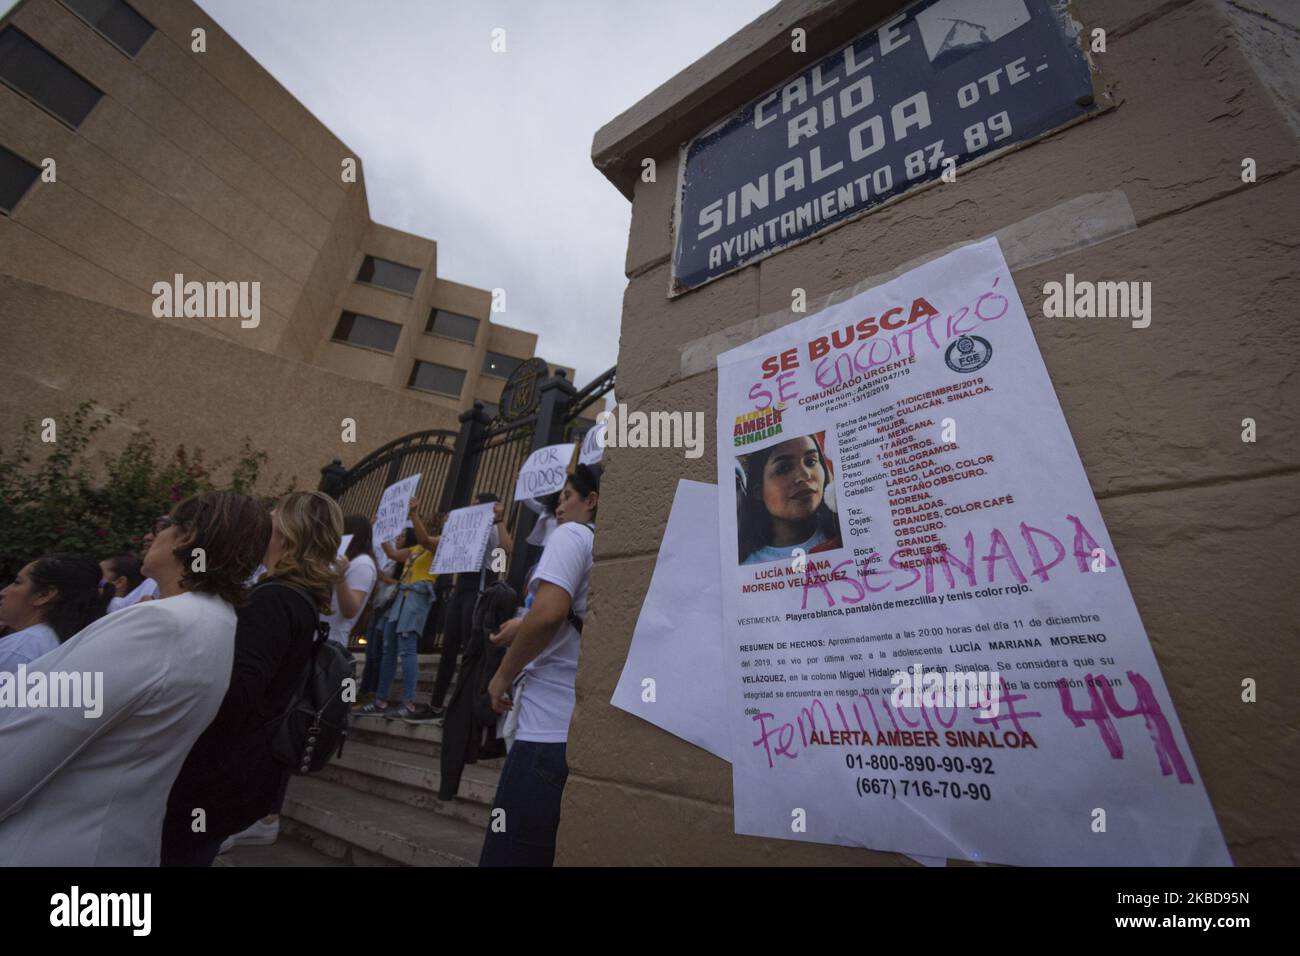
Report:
471,581,522,727
254,580,354,774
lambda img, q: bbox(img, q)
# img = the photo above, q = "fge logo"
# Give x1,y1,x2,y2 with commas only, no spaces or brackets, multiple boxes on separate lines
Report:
50,886,151,936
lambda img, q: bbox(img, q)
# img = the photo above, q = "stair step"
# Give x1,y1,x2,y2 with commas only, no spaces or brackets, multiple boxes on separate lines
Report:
349,711,445,756
280,775,484,867
322,739,500,829
214,836,345,867
346,713,505,768
352,653,443,666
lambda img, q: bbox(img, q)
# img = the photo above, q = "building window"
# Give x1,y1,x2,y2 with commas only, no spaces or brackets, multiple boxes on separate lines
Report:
0,28,104,129
479,401,499,420
356,255,420,296
0,144,40,215
409,361,465,397
332,310,401,352
62,0,155,57
426,308,479,344
482,351,522,379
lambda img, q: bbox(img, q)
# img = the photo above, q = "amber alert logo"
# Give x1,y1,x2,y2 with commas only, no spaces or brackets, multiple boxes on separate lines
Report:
733,405,784,447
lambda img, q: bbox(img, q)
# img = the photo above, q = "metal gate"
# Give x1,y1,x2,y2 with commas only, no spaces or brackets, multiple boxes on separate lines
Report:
317,365,616,649
325,428,458,521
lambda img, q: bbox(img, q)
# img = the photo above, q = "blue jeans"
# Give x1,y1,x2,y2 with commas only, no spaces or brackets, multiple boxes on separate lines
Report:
375,616,419,704
359,606,388,696
479,741,568,867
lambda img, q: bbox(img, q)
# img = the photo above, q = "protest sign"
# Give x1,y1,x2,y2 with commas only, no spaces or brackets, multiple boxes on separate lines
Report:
714,238,1229,865
430,502,496,575
336,534,353,558
579,417,607,466
514,444,572,500
612,480,728,760
614,479,945,866
373,474,421,547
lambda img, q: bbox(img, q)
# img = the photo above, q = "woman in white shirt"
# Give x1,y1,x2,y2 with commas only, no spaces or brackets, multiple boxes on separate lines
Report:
325,514,378,647
481,464,598,867
0,490,271,866
0,553,111,674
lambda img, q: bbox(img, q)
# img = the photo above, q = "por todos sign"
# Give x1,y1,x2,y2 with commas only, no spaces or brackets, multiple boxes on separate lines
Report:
673,0,1098,292
514,444,572,500
714,239,1228,865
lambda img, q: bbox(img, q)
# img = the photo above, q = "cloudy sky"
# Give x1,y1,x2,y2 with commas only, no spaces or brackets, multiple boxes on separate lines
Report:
194,0,775,388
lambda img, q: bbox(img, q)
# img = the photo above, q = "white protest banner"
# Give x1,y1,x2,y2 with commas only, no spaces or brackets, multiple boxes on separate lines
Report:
514,444,571,500
373,474,420,547
579,416,607,466
714,238,1229,865
336,534,353,558
614,479,946,867
430,502,496,575
612,480,728,760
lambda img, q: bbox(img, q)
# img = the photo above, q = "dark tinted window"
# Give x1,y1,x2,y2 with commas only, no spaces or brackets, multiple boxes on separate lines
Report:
0,28,103,128
0,144,40,214
426,308,479,343
409,361,465,397
356,255,420,296
63,0,155,57
332,310,401,352
482,351,522,379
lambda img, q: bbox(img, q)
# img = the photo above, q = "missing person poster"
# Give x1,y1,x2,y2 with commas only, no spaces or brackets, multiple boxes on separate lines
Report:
714,238,1230,865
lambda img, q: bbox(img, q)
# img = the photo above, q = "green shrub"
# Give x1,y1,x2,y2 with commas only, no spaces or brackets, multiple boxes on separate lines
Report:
0,402,293,581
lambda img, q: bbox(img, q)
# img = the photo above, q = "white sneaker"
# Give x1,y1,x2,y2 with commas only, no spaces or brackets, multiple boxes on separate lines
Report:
221,818,279,850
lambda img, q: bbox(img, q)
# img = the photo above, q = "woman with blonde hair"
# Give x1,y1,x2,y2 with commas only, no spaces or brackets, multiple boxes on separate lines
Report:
161,490,343,866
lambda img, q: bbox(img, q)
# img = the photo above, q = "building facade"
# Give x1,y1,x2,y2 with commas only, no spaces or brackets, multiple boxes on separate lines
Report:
0,0,566,484
568,0,1299,865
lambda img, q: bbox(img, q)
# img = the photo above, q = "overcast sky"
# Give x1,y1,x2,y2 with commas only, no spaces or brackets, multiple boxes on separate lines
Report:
193,0,775,388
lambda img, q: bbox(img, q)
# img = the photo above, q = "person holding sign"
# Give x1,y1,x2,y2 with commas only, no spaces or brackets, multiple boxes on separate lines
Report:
480,464,599,867
427,493,512,719
323,515,378,648
736,433,842,565
361,500,440,718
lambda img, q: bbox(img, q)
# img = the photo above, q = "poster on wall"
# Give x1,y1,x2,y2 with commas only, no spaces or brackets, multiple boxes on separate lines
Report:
673,0,1099,292
714,238,1230,865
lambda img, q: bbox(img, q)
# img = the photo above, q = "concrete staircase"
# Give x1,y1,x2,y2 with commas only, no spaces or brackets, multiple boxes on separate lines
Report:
219,653,499,867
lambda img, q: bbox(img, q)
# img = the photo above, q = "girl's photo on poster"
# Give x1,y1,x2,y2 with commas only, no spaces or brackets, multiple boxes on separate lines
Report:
735,432,842,566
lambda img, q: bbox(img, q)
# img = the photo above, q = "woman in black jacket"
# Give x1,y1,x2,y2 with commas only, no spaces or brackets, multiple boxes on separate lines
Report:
160,490,343,866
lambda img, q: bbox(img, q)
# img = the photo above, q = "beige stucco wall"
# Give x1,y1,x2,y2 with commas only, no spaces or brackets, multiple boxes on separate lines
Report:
0,274,458,489
563,0,1300,865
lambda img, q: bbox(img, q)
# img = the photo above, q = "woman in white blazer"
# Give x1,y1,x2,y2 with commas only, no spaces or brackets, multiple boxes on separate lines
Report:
0,490,271,866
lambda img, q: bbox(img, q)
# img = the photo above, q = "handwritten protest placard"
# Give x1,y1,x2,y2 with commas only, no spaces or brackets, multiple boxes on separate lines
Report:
430,502,496,575
373,474,420,547
579,416,607,467
514,444,571,500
